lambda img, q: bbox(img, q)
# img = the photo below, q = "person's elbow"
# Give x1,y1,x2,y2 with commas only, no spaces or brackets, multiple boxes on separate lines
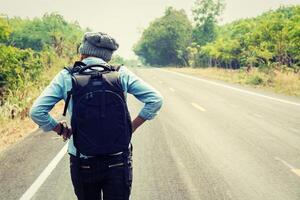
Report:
140,94,164,120
29,105,57,132
29,104,39,123
29,102,45,124
155,94,164,111
151,93,164,116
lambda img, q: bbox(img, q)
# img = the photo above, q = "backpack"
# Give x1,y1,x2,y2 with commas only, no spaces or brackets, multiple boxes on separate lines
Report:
62,61,132,156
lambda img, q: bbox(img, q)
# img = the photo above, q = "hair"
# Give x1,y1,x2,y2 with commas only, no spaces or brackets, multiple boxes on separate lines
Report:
80,54,90,60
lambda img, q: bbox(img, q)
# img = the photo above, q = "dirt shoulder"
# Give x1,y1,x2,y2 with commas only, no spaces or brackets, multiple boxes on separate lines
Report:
166,67,300,98
0,101,65,153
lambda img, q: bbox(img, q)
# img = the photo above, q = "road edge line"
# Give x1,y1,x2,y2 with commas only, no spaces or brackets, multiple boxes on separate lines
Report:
158,68,300,107
19,143,68,200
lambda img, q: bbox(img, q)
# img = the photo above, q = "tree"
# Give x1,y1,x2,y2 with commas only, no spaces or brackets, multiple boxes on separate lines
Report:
110,54,126,65
7,13,83,56
0,15,11,43
133,7,192,66
189,5,300,70
192,0,224,46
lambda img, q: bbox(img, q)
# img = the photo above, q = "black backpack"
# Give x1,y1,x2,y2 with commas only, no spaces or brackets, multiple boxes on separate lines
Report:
62,61,132,156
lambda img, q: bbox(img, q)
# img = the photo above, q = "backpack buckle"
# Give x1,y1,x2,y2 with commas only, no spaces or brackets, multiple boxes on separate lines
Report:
91,72,102,79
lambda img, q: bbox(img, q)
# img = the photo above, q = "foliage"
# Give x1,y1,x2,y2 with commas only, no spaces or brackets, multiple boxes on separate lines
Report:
0,13,85,120
110,55,141,67
7,13,83,56
134,3,300,73
246,75,264,85
193,5,300,70
110,54,126,66
0,45,43,91
133,7,193,66
0,15,11,42
192,0,225,46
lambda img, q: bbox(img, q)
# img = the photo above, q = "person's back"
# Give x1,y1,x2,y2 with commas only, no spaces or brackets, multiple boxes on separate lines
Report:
30,32,163,200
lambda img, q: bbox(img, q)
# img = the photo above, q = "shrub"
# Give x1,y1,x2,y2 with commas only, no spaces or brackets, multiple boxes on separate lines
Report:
246,75,264,85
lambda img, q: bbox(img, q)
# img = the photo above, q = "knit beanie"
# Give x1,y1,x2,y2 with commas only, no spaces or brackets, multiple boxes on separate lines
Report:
79,32,119,62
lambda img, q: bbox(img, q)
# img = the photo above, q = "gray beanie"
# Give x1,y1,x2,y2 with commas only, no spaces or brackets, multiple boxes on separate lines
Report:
79,32,119,62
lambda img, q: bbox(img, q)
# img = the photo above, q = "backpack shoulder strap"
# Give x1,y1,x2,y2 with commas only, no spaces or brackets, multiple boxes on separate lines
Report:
64,61,86,74
64,65,74,75
104,65,123,91
62,61,86,116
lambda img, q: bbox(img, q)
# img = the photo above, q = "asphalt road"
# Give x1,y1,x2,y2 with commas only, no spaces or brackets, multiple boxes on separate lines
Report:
0,67,300,200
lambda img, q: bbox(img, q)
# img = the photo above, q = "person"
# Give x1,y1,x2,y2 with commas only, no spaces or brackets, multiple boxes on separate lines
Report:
30,32,163,200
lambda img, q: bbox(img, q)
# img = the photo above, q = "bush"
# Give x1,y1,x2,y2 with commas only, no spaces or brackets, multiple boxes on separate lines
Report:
0,45,43,91
246,75,264,85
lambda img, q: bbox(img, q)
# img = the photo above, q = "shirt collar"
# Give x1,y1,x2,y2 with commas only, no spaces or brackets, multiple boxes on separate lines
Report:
81,56,107,66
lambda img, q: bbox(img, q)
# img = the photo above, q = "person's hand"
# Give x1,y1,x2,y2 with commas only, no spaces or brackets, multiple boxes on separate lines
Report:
131,125,137,134
131,116,146,133
53,121,72,142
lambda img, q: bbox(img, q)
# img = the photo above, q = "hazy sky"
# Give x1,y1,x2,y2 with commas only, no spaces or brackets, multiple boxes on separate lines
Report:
0,0,299,58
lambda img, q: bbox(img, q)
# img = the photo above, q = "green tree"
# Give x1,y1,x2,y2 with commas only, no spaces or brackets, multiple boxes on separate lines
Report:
7,13,83,56
0,13,87,119
110,54,126,66
192,5,300,70
0,15,11,42
192,0,224,46
134,7,192,66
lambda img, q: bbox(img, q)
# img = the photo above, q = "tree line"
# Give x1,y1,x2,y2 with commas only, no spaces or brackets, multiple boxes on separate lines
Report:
134,0,300,72
0,13,85,119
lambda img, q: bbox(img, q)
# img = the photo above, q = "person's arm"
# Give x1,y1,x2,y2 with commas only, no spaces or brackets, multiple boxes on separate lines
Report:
131,116,146,133
119,66,163,133
30,70,71,139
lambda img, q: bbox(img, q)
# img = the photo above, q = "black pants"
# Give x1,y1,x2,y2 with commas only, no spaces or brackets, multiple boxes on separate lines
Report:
70,151,133,200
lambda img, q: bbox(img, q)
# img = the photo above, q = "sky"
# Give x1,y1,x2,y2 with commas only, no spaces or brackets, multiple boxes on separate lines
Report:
0,0,300,58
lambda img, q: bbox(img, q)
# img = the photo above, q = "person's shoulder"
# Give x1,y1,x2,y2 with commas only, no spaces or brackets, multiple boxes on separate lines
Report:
60,64,77,76
117,65,134,76
51,66,72,83
56,68,70,79
116,65,139,87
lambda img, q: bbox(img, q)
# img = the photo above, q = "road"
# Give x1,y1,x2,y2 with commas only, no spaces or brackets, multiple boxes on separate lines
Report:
1,67,300,200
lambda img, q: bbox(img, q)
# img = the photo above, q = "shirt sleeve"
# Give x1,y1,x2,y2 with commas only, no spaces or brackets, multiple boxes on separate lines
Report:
29,70,65,132
119,66,163,120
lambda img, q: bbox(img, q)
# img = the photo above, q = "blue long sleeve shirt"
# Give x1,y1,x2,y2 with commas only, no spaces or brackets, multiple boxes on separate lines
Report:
30,57,163,157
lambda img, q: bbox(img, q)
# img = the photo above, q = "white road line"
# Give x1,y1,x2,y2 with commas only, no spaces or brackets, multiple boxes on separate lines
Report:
169,87,175,92
274,157,300,177
158,80,164,84
19,144,68,200
274,157,295,169
292,169,300,177
191,102,206,112
159,69,300,107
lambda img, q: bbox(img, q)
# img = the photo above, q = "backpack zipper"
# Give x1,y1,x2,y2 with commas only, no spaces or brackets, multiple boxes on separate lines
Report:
108,162,124,168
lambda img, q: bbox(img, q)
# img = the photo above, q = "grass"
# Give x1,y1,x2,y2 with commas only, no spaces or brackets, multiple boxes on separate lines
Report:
166,67,300,97
0,101,64,152
0,58,71,152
